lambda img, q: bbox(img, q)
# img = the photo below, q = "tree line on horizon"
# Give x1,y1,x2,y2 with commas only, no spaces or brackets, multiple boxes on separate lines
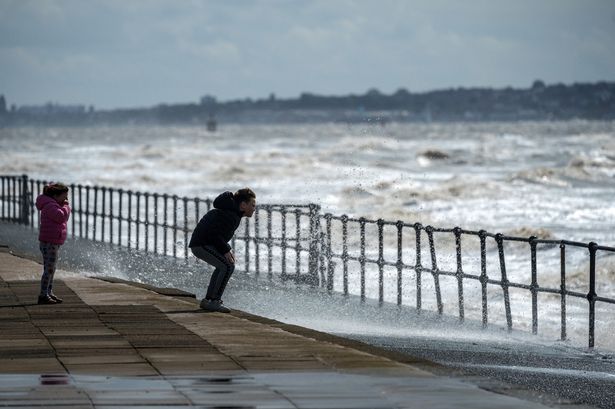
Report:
1,80,614,125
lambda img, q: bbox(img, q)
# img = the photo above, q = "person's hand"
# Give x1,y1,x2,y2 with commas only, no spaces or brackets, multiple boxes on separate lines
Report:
224,251,236,265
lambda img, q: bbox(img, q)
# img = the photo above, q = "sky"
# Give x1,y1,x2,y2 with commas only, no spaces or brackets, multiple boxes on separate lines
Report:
1,0,614,109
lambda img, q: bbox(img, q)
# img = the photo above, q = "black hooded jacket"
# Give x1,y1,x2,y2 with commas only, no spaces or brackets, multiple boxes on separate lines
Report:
189,191,243,254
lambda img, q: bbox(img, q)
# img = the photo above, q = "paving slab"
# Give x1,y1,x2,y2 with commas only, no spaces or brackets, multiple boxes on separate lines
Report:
0,250,592,409
0,357,65,373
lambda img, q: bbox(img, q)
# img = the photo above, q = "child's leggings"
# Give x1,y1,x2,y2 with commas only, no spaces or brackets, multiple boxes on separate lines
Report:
39,241,60,296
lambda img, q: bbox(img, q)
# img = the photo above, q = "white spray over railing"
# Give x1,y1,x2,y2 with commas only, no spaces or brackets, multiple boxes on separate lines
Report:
2,174,614,349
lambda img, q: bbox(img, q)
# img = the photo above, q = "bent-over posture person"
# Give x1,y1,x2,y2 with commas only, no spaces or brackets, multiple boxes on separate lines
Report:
189,188,256,312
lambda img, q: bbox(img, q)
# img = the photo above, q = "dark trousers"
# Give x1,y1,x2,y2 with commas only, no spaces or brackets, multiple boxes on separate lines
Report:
191,245,235,300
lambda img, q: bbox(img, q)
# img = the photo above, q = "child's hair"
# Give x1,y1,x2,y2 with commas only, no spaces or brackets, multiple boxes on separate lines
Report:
43,183,69,198
234,188,256,204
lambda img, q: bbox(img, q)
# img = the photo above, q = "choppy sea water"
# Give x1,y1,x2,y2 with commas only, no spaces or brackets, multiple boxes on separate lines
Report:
1,121,614,349
2,121,614,242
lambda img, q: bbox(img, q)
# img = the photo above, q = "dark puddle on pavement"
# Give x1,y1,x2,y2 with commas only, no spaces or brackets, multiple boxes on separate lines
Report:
39,373,71,385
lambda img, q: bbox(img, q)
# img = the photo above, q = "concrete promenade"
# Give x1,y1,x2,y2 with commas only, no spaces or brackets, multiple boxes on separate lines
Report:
0,248,590,409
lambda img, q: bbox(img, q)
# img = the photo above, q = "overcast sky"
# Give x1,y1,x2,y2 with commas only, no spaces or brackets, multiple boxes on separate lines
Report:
1,0,614,109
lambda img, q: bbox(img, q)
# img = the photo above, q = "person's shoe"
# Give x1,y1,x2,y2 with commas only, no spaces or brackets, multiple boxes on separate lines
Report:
199,298,213,310
49,293,63,303
214,300,231,313
37,295,57,305
199,298,230,313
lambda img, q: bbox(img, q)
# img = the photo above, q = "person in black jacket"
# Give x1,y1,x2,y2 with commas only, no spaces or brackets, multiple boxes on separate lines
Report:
189,188,256,312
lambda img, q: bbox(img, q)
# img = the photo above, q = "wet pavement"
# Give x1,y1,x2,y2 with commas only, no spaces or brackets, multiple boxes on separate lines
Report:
0,249,594,408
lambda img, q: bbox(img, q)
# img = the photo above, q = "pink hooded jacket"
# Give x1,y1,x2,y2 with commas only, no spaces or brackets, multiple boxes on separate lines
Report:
36,194,71,245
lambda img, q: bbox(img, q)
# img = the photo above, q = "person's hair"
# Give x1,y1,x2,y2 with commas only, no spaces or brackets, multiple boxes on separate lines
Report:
234,188,255,204
43,183,69,198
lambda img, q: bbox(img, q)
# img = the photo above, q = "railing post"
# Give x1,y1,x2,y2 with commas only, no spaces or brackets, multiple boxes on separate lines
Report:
377,219,385,304
101,187,107,243
163,194,169,256
10,176,15,221
153,193,159,254
93,186,99,241
117,189,124,246
479,230,489,328
108,188,114,244
587,242,598,349
426,226,443,315
1,177,5,220
414,223,423,312
267,207,273,280
529,236,538,335
325,213,334,292
308,204,321,285
396,221,403,306
359,217,366,301
127,190,133,249
172,195,178,258
295,208,301,279
78,185,84,239
85,185,91,240
341,214,349,296
319,231,327,288
144,193,149,252
10,177,15,221
495,233,513,331
20,174,29,225
454,227,465,322
244,217,250,273
182,196,188,259
135,192,141,250
190,197,200,256
28,178,35,228
560,242,567,341
254,206,260,277
281,206,287,277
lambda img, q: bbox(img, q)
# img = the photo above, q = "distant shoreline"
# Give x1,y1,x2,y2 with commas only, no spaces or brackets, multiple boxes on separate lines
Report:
1,81,614,125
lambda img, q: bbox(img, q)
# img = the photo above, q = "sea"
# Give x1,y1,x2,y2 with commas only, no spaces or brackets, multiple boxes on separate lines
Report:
1,120,614,349
2,121,614,244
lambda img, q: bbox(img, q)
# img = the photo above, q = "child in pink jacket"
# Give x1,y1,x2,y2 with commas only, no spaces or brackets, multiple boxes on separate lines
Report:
35,183,71,304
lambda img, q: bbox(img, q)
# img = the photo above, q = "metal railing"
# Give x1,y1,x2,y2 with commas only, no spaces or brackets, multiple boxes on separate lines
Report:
2,174,614,348
0,175,320,284
319,214,615,349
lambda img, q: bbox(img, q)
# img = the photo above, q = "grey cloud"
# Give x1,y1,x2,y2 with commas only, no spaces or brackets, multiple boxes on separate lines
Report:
1,0,614,108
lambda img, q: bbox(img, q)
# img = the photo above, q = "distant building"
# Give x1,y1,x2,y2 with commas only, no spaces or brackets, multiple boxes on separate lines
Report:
0,95,6,114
